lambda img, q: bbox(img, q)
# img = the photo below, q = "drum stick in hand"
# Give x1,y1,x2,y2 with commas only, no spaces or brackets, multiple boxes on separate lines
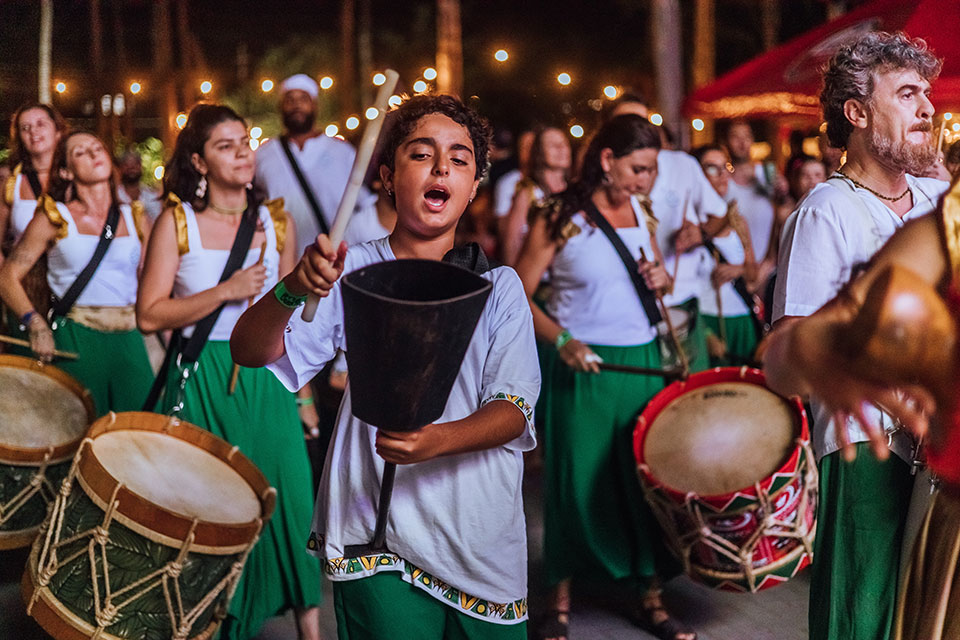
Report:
229,242,268,394
301,69,400,322
0,334,78,360
640,248,689,376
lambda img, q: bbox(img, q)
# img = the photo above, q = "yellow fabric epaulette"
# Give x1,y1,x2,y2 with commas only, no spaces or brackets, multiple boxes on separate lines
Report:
37,194,68,241
4,164,22,207
529,195,580,248
514,176,539,206
264,198,287,254
164,193,189,256
636,194,659,236
130,200,146,243
940,179,960,285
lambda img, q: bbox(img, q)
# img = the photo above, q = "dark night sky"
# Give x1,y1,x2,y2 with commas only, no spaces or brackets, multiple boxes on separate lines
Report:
0,0,832,136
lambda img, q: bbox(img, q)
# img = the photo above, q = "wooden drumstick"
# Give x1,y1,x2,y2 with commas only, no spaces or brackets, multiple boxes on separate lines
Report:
0,334,79,360
709,246,727,349
301,69,400,322
229,242,267,394
640,248,689,376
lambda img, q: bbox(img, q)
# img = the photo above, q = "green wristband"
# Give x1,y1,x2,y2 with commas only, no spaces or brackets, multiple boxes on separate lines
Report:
296,396,314,407
274,280,308,309
554,329,573,351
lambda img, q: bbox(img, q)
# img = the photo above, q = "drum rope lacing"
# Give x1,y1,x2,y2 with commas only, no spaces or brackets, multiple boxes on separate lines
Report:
0,447,56,530
27,437,265,638
641,438,819,593
168,353,200,417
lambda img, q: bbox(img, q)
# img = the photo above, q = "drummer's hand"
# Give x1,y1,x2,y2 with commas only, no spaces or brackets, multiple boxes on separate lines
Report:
792,317,935,461
375,427,441,464
638,258,671,293
558,338,601,374
674,220,702,254
222,262,267,301
712,263,742,288
285,234,347,298
27,315,55,363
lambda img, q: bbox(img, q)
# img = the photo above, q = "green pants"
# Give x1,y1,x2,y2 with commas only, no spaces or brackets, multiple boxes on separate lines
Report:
53,319,154,416
333,571,526,640
702,313,758,367
158,340,321,640
810,446,914,640
542,341,676,589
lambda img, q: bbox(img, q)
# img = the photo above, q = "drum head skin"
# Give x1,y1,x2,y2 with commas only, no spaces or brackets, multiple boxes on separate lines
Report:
91,430,262,524
645,380,798,496
0,366,89,450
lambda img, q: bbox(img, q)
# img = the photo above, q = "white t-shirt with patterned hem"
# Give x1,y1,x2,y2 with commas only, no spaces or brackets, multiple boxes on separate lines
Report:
267,236,540,624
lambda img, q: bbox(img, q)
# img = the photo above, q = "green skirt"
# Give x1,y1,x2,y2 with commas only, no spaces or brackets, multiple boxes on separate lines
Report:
52,319,154,416
809,446,914,640
702,314,758,367
542,340,676,589
158,340,321,640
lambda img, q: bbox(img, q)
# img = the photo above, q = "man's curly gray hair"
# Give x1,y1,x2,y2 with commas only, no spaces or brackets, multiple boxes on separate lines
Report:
820,31,941,149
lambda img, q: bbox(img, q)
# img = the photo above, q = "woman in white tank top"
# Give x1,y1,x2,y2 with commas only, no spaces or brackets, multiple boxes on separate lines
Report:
136,104,321,640
0,103,66,330
515,115,697,640
0,130,154,415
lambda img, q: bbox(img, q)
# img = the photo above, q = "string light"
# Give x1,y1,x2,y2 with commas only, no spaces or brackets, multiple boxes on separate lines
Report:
413,80,428,93
692,118,705,131
320,76,334,90
200,80,212,94
570,124,584,138
129,82,142,95
250,126,262,139
557,72,571,86
365,107,380,120
423,67,438,81
154,166,164,180
603,85,618,99
388,95,402,108
373,73,387,86
54,81,67,94
650,113,663,126
175,112,188,129
346,116,360,130
494,49,509,62
261,79,274,92
325,123,339,136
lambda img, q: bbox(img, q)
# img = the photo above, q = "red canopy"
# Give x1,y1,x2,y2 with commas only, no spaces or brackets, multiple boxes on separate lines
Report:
684,0,960,120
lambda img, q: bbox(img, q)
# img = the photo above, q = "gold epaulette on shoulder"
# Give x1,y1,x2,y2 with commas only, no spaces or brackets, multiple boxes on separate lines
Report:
37,194,68,241
164,192,189,256
4,164,22,207
264,197,287,253
941,180,960,284
130,200,146,243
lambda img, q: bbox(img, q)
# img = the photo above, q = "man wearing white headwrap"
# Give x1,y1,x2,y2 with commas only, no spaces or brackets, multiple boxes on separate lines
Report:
255,74,379,258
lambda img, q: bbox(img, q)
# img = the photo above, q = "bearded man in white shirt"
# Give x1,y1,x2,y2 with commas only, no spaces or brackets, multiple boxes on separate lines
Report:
771,31,948,640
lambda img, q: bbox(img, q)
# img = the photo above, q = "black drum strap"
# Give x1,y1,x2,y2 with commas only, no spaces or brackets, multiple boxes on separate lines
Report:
279,136,330,236
22,168,43,199
583,199,662,326
50,202,121,320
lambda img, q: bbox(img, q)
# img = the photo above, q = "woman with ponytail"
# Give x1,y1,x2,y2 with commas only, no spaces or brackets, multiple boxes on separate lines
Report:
515,114,695,640
136,104,321,640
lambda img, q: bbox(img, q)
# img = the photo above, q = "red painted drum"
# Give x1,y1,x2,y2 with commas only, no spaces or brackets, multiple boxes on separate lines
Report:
634,367,817,592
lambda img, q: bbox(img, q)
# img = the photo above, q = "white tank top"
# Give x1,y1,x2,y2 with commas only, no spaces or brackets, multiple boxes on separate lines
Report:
545,196,658,346
46,202,141,307
174,202,280,341
10,171,39,243
697,229,750,316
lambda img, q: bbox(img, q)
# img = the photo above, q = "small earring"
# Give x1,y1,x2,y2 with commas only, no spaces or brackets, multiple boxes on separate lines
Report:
386,188,394,198
601,172,612,185
196,175,207,198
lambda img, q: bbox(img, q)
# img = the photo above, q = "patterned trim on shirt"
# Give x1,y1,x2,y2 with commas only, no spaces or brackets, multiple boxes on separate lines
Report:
482,391,534,424
309,531,528,624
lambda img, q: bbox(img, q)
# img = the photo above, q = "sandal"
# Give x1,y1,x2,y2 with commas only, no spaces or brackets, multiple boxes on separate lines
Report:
628,600,697,640
533,609,569,640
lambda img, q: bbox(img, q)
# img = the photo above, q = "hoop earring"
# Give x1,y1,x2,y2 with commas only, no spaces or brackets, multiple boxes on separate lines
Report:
196,175,207,198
